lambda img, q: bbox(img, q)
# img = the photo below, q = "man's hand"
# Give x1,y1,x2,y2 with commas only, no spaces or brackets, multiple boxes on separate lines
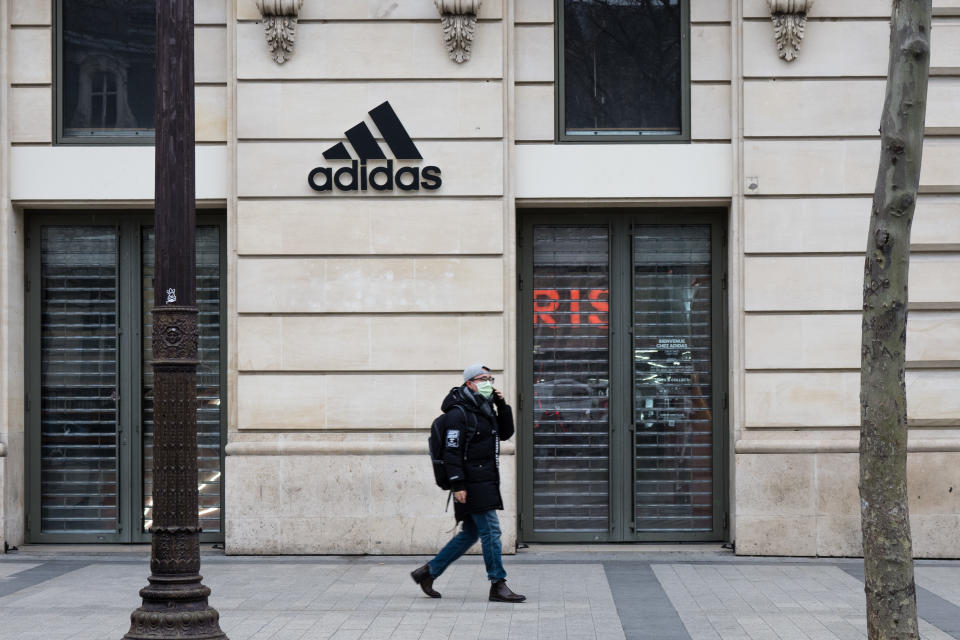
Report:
454,490,467,504
493,388,504,402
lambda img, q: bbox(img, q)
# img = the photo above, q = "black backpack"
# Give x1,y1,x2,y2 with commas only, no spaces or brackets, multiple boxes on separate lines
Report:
428,405,472,490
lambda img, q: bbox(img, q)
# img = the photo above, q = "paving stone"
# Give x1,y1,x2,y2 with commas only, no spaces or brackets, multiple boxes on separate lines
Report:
1,555,959,639
655,564,960,640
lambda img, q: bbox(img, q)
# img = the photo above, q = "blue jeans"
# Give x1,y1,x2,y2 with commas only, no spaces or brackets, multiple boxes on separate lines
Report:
428,510,506,582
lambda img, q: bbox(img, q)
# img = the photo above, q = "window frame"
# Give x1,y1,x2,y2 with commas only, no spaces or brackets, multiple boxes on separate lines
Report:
554,0,691,144
53,0,157,146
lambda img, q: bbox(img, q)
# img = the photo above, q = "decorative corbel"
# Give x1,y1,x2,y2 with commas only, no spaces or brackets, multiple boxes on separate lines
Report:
768,0,814,62
435,0,482,64
255,0,304,64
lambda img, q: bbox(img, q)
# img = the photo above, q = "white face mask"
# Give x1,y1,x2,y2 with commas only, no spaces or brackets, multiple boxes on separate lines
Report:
474,380,494,398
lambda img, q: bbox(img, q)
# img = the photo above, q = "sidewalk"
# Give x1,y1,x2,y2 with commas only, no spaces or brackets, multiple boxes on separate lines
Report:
1,546,958,640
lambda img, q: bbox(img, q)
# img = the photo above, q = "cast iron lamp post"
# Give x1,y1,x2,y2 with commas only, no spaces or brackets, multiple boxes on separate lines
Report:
124,0,226,637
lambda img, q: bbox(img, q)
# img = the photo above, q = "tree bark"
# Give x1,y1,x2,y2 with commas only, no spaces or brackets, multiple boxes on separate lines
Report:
859,1,931,639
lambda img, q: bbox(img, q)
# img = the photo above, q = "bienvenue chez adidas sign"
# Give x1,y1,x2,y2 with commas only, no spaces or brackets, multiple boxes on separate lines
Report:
307,101,442,193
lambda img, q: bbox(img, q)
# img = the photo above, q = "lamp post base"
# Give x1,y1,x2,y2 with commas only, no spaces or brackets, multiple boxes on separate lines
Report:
124,573,227,639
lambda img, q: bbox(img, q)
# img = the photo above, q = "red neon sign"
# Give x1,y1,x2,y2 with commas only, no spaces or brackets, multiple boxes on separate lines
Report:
533,289,608,326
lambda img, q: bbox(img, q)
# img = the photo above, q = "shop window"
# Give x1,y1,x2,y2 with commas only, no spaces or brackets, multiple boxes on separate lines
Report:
557,0,690,142
25,214,225,543
56,0,155,143
519,211,727,542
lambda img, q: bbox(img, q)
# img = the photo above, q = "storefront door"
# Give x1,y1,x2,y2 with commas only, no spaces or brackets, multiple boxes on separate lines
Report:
518,211,727,542
25,214,225,542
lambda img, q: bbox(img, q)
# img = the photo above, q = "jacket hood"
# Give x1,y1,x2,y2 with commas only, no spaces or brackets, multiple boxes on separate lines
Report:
442,385,486,413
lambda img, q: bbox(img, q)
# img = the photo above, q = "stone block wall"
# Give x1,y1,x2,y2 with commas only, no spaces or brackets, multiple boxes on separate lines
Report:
735,0,960,557
3,0,960,557
226,443,516,554
2,0,23,550
227,0,512,554
735,449,960,558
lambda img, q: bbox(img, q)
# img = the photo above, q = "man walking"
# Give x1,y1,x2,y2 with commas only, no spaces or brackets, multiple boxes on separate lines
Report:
411,364,526,603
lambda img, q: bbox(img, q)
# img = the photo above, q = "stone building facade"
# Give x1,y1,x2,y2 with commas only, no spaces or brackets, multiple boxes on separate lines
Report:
1,0,959,557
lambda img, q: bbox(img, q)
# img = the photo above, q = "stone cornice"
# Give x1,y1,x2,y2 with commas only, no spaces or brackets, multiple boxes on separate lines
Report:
226,439,516,456
736,438,960,454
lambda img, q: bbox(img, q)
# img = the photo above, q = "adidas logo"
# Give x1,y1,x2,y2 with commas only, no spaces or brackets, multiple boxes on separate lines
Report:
308,101,442,193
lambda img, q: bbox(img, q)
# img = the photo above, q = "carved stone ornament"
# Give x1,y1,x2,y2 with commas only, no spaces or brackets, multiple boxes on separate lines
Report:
435,0,482,64
768,0,814,62
255,0,304,64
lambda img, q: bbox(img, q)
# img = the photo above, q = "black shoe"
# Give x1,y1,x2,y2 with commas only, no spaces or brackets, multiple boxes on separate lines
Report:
489,579,526,603
411,564,441,598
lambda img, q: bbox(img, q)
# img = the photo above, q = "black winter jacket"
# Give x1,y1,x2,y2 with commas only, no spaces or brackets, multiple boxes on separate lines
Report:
439,385,515,522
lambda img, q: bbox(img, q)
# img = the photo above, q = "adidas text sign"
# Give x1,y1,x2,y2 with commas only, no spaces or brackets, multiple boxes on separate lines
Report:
307,101,443,193
309,160,442,192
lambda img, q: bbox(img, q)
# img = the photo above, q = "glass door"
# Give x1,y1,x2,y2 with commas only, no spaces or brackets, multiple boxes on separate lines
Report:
519,211,727,543
33,226,123,539
26,214,225,543
530,226,611,537
631,225,716,534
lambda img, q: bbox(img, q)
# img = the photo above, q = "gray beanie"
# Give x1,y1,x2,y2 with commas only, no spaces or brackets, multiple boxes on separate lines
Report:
462,363,489,381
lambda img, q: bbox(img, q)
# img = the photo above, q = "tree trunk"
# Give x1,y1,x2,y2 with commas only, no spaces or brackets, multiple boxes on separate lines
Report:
860,1,931,639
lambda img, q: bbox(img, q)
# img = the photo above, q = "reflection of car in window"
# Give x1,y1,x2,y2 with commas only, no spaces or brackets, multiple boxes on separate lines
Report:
533,377,608,432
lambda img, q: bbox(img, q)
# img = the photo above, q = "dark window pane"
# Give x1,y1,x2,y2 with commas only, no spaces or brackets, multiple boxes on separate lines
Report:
531,226,610,534
62,0,155,138
564,0,682,136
